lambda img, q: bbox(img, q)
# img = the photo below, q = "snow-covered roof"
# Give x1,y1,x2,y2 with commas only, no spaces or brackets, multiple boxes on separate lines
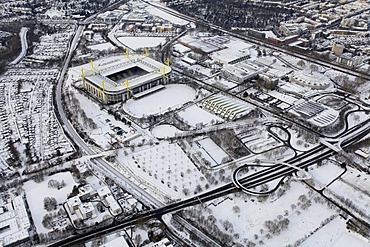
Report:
101,236,130,247
73,55,171,93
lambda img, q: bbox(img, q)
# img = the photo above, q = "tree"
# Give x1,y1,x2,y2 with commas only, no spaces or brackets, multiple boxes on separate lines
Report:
134,234,142,246
310,64,318,74
182,188,189,196
44,197,57,211
297,59,305,68
223,220,233,231
232,205,240,214
42,214,53,229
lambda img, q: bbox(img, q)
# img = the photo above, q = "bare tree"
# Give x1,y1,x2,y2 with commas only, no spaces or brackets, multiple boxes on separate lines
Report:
297,60,305,68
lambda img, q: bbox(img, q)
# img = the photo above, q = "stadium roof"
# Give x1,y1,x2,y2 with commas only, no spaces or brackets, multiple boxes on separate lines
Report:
73,55,171,93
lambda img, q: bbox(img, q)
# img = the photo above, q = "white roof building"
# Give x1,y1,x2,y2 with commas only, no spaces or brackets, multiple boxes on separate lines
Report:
0,195,30,246
79,202,96,220
144,238,173,247
100,236,130,247
106,195,122,215
211,40,253,64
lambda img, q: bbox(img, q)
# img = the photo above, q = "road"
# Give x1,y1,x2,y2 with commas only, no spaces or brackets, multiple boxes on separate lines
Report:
9,27,29,65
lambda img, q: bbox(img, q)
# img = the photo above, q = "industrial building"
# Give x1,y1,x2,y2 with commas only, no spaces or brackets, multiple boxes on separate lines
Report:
201,94,254,120
220,60,268,83
72,55,171,104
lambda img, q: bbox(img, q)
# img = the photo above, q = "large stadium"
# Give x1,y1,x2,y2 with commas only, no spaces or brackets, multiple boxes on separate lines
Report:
72,55,171,104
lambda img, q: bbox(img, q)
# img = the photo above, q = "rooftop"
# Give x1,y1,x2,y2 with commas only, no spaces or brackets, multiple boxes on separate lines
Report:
72,55,171,92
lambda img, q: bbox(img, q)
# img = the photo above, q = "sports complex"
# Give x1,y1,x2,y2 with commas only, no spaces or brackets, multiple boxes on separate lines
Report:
72,55,172,104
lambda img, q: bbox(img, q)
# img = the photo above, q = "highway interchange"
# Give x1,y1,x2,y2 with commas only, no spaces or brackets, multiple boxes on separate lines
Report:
50,1,370,246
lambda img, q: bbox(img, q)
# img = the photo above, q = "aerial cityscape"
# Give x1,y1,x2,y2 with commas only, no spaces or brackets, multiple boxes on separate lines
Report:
0,0,369,246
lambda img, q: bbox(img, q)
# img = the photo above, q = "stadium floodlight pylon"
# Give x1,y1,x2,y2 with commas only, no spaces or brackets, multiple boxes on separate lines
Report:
80,59,100,88
126,79,133,96
161,66,169,84
101,80,105,92
90,60,99,72
165,57,171,67
143,48,149,57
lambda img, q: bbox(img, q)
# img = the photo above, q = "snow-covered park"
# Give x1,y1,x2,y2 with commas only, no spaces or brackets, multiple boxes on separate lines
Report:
24,172,76,234
74,90,134,150
117,141,209,200
144,4,189,26
184,181,338,246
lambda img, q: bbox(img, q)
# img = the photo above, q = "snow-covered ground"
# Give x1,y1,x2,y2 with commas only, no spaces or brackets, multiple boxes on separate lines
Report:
151,124,183,138
178,105,224,127
288,128,319,152
324,166,370,219
75,90,134,150
308,161,345,190
145,4,189,26
24,172,77,234
87,42,116,51
124,84,196,117
117,36,167,50
196,137,229,166
116,141,209,200
346,111,370,129
44,9,65,18
300,216,370,247
185,181,337,246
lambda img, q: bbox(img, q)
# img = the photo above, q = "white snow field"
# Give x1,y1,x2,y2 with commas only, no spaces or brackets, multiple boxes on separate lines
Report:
117,141,209,200
196,137,229,166
87,42,116,51
75,91,134,150
24,172,77,234
300,216,370,247
117,36,167,50
308,161,345,190
188,181,337,246
124,84,196,117
178,105,224,127
151,124,183,138
145,4,189,26
324,166,370,219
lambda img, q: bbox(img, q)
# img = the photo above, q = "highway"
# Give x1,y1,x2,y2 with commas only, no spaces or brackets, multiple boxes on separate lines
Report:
9,27,29,65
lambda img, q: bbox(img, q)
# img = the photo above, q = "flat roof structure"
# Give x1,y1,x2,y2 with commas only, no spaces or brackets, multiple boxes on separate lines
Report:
101,236,130,247
211,40,254,64
0,195,30,246
221,60,268,83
